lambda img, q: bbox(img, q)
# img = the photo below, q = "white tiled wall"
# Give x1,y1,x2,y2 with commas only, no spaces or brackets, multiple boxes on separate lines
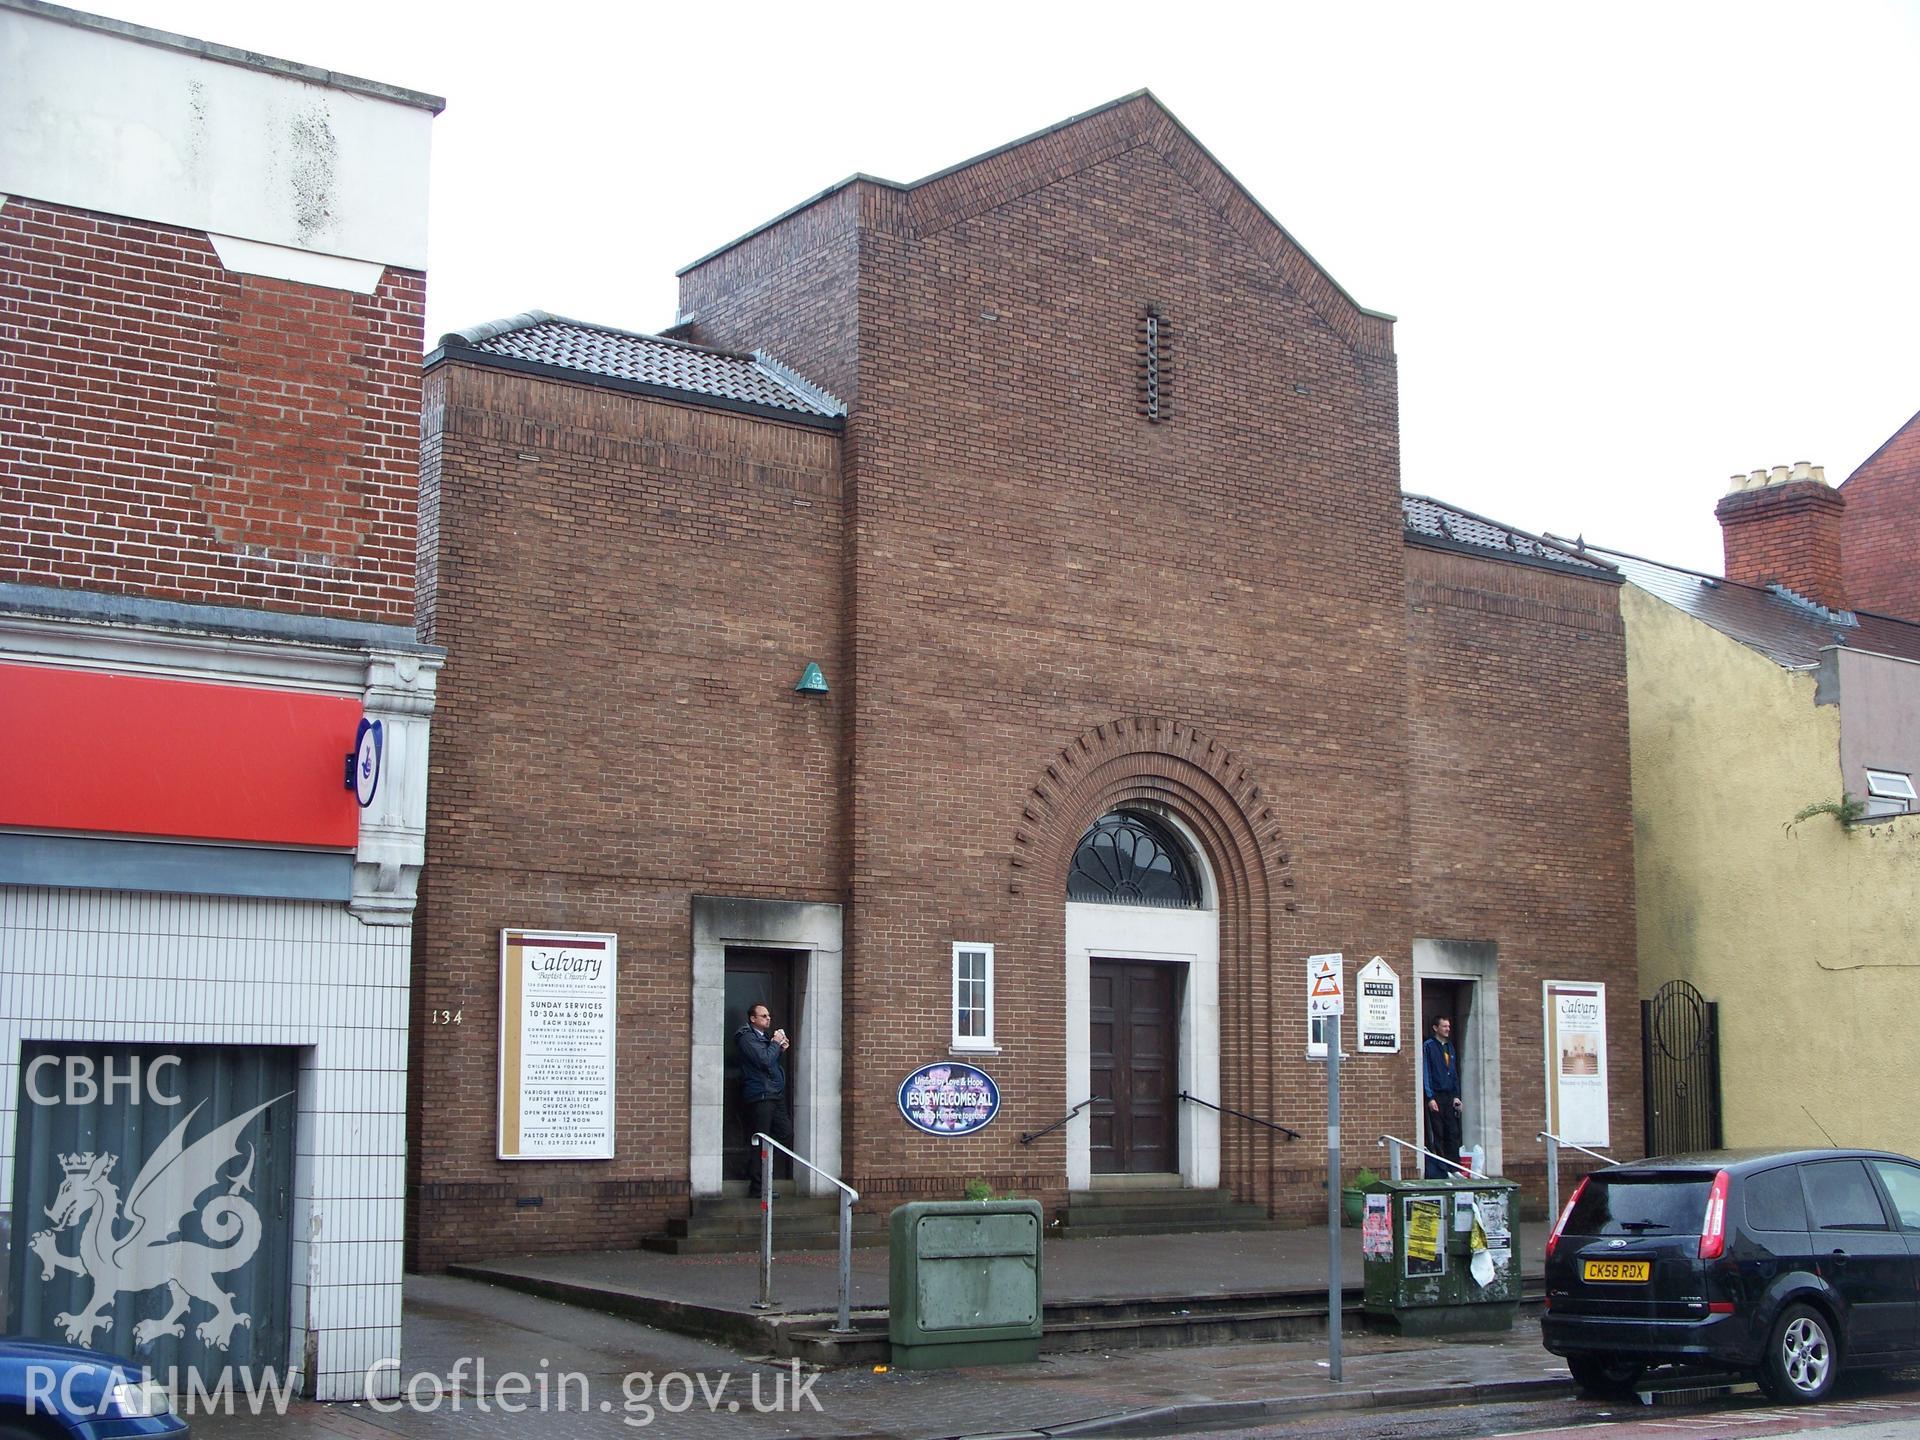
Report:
0,887,410,1401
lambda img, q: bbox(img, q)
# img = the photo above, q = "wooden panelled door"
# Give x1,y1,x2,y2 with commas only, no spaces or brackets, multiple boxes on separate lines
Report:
1089,959,1180,1173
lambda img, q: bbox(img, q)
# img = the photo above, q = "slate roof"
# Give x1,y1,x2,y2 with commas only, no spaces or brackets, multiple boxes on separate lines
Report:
432,312,846,425
1565,543,1920,669
1402,494,1617,578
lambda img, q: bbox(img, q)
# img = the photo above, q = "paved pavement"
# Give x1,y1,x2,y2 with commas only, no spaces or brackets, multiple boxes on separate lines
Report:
180,1223,1563,1440
453,1224,1544,1321
190,1273,1571,1438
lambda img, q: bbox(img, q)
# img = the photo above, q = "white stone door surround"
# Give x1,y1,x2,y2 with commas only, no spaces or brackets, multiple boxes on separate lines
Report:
690,897,843,1197
1412,939,1503,1176
1063,815,1221,1190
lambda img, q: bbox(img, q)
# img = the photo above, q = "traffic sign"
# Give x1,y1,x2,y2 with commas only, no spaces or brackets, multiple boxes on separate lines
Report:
1307,952,1344,1017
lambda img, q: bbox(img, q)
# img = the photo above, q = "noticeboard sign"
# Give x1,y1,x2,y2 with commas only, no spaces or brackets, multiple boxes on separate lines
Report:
1356,956,1400,1054
498,928,617,1159
1543,980,1610,1148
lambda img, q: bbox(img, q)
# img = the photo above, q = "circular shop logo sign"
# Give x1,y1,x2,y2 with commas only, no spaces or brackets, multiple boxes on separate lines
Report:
352,717,384,808
898,1062,1000,1136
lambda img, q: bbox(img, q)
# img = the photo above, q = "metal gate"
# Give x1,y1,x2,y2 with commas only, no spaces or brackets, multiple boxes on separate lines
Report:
1641,981,1722,1156
9,1044,297,1387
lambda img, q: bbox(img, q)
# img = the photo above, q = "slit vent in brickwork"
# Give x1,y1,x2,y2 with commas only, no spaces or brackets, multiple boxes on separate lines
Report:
1138,307,1171,422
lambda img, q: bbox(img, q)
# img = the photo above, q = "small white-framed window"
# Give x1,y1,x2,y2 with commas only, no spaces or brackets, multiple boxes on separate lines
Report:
952,942,996,1051
1308,1013,1336,1059
1864,769,1916,819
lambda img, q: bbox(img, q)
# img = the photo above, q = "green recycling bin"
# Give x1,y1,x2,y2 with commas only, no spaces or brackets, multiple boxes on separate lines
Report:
1359,1175,1519,1335
889,1200,1043,1369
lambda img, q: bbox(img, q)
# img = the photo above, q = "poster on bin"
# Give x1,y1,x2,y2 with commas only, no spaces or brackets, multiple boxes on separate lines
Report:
1543,980,1610,1148
1361,1193,1393,1259
1404,1196,1444,1276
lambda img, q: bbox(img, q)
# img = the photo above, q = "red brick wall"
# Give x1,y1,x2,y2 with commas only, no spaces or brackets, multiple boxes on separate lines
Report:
1714,480,1849,613
0,199,422,623
1841,410,1920,623
684,94,1416,1224
408,362,846,1267
1404,547,1641,1195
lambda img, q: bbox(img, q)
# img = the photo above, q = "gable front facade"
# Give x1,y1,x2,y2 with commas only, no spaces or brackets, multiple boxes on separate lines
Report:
409,95,1640,1266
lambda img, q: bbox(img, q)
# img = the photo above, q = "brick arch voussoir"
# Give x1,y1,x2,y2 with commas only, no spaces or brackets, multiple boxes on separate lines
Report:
1008,717,1293,911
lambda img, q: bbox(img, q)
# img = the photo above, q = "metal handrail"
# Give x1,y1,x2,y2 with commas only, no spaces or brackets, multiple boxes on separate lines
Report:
1537,1129,1613,1231
1378,1133,1475,1179
1020,1098,1101,1145
752,1132,859,1333
1536,1130,1612,1165
1180,1091,1302,1141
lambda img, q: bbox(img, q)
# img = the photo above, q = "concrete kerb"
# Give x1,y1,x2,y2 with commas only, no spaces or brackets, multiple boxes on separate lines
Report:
952,1375,1577,1440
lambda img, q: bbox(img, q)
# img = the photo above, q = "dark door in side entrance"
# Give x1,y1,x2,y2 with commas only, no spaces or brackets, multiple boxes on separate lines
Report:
1089,959,1179,1173
723,948,803,1185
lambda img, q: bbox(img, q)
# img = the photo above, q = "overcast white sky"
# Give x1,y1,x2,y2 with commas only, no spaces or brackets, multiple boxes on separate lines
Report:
84,0,1920,575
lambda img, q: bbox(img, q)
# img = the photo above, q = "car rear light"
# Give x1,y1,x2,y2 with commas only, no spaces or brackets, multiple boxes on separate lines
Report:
1699,1169,1731,1259
1547,1176,1588,1260
1708,1301,1735,1314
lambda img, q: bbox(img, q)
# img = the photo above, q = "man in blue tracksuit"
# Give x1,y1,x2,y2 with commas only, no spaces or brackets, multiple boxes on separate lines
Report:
736,1003,793,1198
1423,1015,1463,1177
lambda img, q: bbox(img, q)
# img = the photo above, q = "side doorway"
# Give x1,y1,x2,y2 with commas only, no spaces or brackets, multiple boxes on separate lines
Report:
722,948,804,1188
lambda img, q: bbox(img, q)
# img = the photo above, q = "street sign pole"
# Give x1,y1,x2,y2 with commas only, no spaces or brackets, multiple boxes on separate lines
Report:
1307,952,1345,1383
1327,1008,1342,1382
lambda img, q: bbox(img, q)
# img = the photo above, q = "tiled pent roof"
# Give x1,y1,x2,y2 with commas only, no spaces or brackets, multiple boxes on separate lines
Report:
1572,545,1920,669
1403,494,1616,577
435,311,845,423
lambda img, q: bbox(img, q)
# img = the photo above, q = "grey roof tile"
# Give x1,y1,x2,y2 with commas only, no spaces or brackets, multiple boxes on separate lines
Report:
1569,544,1920,668
439,311,845,420
1402,494,1615,576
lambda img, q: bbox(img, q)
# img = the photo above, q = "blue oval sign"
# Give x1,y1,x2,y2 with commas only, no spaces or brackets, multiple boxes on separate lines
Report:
899,1062,1000,1136
352,717,384,809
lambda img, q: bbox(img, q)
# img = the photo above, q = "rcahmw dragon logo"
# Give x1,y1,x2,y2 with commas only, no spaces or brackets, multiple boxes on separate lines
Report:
29,1094,291,1351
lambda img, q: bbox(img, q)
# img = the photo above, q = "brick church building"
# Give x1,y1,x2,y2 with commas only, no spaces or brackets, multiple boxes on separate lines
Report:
409,92,1640,1267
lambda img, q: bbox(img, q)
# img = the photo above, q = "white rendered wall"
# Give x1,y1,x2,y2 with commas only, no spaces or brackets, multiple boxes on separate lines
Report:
0,887,410,1401
0,5,436,269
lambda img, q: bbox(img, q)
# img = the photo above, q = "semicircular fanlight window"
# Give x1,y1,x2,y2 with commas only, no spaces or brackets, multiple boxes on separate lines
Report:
1066,811,1201,908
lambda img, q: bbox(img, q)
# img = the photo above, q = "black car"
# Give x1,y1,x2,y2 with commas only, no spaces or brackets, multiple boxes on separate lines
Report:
1542,1147,1920,1402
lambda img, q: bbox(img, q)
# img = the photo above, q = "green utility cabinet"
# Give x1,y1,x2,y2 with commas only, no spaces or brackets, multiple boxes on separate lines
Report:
888,1200,1043,1369
1359,1176,1520,1335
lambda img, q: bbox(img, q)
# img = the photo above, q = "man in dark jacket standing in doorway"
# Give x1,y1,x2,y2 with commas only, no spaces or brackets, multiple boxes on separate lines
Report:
737,1003,792,1198
1423,1014,1463,1178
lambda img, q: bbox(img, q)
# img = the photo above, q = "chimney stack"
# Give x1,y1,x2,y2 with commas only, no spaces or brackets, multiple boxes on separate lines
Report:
1714,460,1848,612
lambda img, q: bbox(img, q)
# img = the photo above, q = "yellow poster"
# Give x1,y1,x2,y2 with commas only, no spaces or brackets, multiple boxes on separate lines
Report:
1404,1197,1444,1276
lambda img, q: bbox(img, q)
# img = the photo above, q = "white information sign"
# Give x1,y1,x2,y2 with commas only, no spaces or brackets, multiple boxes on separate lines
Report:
1356,956,1401,1054
498,928,618,1159
1307,952,1344,1017
1543,980,1610,1148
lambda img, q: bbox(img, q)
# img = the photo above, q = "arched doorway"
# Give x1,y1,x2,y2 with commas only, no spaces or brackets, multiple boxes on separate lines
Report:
1064,808,1220,1190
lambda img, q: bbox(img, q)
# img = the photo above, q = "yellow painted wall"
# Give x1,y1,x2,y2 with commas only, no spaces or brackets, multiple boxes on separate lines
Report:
1624,584,1920,1154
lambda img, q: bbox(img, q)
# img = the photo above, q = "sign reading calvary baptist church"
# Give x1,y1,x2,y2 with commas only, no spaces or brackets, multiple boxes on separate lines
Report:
1543,980,1610,1148
498,929,617,1159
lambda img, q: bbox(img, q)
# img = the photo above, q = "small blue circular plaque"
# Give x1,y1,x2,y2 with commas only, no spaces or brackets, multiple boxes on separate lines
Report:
898,1062,1000,1136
